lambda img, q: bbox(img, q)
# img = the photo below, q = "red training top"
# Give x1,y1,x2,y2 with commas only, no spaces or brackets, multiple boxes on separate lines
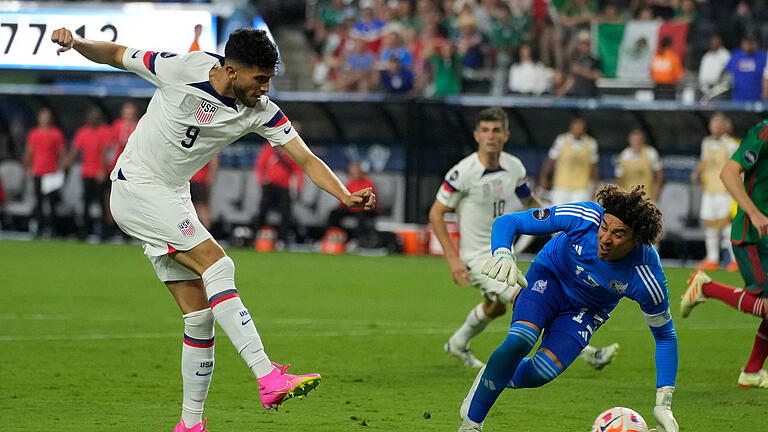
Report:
110,119,137,171
254,142,304,190
190,163,209,183
26,126,66,176
74,124,113,178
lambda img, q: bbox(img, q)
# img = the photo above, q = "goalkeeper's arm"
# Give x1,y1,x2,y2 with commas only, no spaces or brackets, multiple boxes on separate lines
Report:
648,318,679,432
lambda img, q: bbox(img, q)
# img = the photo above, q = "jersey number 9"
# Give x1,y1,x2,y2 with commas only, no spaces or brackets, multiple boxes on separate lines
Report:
181,126,200,149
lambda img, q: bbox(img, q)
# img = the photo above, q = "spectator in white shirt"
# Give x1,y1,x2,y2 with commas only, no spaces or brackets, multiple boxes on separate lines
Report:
698,33,730,94
508,43,553,95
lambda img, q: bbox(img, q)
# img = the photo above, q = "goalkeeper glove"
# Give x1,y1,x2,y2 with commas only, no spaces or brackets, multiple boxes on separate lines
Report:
653,386,678,432
481,247,527,288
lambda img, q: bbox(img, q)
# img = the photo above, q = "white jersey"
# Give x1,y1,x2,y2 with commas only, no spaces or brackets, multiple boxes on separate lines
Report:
436,152,530,266
111,48,298,188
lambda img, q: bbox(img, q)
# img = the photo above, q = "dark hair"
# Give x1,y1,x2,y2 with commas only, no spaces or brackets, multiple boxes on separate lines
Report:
596,184,663,246
224,28,279,70
474,107,509,131
660,36,673,48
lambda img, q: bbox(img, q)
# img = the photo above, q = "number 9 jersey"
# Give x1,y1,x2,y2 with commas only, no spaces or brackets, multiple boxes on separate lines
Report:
110,48,298,188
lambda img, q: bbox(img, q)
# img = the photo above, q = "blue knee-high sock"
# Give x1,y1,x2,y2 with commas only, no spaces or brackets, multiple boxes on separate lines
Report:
509,351,562,389
467,323,539,422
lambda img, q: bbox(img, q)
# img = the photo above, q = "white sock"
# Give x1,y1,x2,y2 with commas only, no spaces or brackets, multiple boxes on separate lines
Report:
450,304,492,349
722,226,735,262
705,227,719,263
202,257,273,378
181,308,215,427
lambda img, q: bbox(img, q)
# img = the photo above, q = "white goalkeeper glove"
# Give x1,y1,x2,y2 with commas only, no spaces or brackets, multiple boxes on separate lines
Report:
481,247,528,288
653,386,678,432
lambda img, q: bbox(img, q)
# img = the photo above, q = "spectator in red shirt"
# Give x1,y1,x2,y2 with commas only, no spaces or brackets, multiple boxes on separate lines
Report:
23,107,66,237
189,156,219,229
109,102,139,172
67,107,113,238
327,161,377,244
106,102,139,237
253,141,305,245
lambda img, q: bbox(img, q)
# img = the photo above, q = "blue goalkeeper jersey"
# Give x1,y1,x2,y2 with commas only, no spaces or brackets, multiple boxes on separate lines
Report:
492,201,677,388
491,201,669,317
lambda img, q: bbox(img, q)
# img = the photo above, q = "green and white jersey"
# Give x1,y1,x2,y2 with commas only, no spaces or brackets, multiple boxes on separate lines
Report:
731,119,768,244
110,48,298,188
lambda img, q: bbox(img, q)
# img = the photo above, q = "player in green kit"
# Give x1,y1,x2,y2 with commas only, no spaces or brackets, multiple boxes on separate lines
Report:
682,119,768,388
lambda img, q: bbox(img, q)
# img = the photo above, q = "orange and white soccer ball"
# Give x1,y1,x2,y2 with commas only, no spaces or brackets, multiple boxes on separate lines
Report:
591,407,649,432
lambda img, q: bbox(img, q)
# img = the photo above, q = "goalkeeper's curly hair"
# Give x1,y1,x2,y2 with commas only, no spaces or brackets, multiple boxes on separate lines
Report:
595,184,663,246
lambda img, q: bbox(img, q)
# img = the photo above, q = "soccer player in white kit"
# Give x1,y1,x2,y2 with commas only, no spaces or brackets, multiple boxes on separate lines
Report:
51,27,375,432
429,108,617,369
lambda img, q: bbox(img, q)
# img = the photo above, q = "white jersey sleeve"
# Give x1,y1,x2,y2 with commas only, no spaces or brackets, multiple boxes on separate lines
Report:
436,163,466,209
249,100,299,147
648,146,662,171
508,156,528,189
589,137,599,163
122,48,192,87
547,134,565,160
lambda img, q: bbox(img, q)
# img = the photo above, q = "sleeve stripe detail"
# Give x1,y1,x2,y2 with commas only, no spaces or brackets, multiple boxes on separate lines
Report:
635,265,664,305
553,209,600,226
515,182,532,198
264,109,288,128
442,180,457,193
558,204,601,219
759,124,768,141
142,51,158,74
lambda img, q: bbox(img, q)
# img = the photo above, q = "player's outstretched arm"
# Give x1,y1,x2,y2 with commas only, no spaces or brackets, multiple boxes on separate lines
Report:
645,310,679,432
721,159,768,237
429,200,471,286
283,136,375,210
51,27,126,70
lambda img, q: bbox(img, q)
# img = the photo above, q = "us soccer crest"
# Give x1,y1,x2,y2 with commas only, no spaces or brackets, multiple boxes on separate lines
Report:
178,218,196,237
195,100,218,124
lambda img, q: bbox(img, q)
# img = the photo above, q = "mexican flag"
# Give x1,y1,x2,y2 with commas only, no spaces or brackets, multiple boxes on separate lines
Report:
596,20,688,79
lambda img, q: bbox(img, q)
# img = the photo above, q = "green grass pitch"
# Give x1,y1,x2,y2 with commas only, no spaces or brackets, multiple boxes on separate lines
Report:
1,239,765,431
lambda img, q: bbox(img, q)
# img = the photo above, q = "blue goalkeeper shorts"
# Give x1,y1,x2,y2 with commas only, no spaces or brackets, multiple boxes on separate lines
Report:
510,262,610,369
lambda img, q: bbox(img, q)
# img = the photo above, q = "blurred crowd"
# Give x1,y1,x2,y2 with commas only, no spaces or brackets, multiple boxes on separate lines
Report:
304,0,768,100
0,105,384,251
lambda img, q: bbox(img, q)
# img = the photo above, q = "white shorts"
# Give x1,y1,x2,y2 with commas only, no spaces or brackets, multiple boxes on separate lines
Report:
110,179,210,281
551,188,591,206
700,192,734,221
467,258,520,303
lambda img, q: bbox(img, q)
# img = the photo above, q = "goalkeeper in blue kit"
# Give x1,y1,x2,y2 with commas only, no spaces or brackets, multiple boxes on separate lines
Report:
458,185,679,432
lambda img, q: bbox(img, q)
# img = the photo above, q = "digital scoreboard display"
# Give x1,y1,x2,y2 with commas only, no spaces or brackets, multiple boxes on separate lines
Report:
0,5,217,71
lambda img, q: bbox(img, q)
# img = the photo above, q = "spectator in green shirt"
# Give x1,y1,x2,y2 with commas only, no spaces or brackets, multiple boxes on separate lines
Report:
429,41,462,96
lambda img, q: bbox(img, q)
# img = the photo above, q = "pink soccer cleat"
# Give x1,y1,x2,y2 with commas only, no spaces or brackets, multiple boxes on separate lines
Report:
172,418,208,432
258,362,322,410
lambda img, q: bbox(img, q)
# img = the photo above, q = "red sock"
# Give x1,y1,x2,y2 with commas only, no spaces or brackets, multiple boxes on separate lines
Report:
701,281,766,317
745,320,768,373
